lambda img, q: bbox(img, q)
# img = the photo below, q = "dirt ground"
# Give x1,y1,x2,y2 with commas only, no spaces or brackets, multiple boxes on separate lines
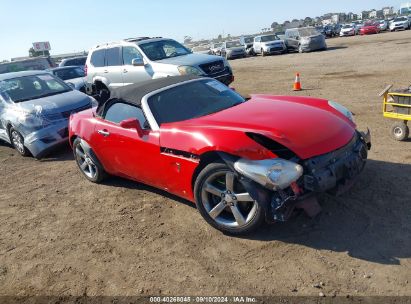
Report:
1,31,411,298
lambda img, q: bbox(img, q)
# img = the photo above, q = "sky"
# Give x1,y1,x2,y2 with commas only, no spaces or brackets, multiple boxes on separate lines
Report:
0,0,400,60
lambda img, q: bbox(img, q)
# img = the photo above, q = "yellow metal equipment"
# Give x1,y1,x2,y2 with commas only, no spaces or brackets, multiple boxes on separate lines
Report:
379,84,411,141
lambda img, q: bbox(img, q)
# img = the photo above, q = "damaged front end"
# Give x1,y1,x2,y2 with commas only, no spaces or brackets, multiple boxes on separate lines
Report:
225,131,371,223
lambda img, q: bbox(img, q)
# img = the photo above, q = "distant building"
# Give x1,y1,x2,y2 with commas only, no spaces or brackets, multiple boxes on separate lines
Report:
347,12,358,20
369,9,384,19
360,10,370,19
332,13,346,23
322,18,333,25
383,6,395,16
400,2,411,14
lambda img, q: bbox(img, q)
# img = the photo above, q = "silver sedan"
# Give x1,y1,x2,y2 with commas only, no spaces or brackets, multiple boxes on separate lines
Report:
0,71,95,158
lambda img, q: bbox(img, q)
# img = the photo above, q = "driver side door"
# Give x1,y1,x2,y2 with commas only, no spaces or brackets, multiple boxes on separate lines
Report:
121,46,153,86
92,101,162,187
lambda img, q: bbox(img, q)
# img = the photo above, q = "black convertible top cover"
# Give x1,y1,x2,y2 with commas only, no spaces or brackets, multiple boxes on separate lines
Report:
109,75,202,106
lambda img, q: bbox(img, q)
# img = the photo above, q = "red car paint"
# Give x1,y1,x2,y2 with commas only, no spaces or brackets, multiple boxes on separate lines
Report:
360,24,380,35
69,95,356,202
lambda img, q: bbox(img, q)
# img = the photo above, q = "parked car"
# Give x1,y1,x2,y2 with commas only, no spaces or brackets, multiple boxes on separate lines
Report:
389,16,410,31
210,42,223,56
378,20,388,31
49,66,86,92
241,36,255,56
332,24,343,36
84,37,234,98
285,27,327,53
360,22,380,35
220,40,246,59
59,56,87,68
340,24,357,36
0,57,55,75
0,71,95,158
192,45,212,55
69,75,371,235
253,34,287,56
315,26,326,37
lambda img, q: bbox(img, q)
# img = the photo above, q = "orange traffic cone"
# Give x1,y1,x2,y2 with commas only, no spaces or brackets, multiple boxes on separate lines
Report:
293,73,302,91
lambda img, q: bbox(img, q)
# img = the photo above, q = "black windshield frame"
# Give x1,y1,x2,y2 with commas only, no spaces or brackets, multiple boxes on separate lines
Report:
147,79,245,126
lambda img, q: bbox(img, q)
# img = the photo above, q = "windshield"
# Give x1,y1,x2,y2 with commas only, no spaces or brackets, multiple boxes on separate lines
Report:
0,74,70,103
395,17,407,21
244,37,254,43
342,25,353,28
298,28,320,37
53,67,85,80
226,41,242,48
148,79,245,125
213,43,223,48
138,39,191,61
261,35,279,42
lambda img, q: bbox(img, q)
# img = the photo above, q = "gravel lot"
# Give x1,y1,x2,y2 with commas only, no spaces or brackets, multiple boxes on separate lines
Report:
1,30,410,297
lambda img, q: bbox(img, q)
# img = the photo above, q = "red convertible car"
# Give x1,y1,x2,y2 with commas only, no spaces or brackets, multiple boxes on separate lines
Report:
360,22,380,35
69,76,371,234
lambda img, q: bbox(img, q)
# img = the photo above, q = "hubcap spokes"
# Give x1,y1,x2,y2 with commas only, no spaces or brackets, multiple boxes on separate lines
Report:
76,143,97,179
11,131,24,154
202,171,256,228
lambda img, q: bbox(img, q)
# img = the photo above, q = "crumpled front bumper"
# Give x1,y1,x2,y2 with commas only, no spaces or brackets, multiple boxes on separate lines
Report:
23,119,70,158
302,130,370,194
234,130,371,223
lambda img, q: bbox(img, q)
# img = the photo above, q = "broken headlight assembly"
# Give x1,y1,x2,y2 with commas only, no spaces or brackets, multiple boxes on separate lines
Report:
234,158,304,190
328,100,354,122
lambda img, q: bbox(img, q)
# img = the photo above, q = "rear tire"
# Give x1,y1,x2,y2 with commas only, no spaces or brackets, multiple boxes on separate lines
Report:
194,162,265,235
73,138,106,183
391,121,409,141
9,127,30,157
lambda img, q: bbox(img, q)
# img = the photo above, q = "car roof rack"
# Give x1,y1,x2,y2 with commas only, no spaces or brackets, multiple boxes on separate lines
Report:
123,37,163,42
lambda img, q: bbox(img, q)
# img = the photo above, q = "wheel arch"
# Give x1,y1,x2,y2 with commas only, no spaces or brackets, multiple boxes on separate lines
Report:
191,150,239,190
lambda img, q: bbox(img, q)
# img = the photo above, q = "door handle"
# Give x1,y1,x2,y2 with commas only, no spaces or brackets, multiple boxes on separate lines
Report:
104,70,108,73
97,129,110,137
123,69,128,73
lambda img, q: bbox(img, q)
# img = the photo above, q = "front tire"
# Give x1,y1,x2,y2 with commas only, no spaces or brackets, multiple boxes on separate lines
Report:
73,138,106,183
9,128,30,157
194,162,265,235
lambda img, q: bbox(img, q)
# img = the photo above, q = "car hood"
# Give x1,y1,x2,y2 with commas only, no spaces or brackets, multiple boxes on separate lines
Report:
262,40,284,46
342,27,354,31
17,90,92,116
392,21,407,25
163,95,356,160
227,46,245,52
155,53,223,66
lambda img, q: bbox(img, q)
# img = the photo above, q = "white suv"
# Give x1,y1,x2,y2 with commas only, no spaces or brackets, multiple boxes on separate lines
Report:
84,37,234,96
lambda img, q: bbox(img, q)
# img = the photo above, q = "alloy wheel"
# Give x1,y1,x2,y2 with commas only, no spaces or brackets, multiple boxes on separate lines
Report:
75,142,98,179
11,130,25,154
200,170,257,228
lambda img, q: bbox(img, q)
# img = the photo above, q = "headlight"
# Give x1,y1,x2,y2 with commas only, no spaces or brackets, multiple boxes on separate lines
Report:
301,37,310,44
234,158,303,190
15,111,50,130
177,66,204,76
328,100,354,122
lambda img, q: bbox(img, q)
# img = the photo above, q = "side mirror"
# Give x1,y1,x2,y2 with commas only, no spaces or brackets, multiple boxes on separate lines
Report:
119,118,143,137
132,58,145,66
66,82,75,89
